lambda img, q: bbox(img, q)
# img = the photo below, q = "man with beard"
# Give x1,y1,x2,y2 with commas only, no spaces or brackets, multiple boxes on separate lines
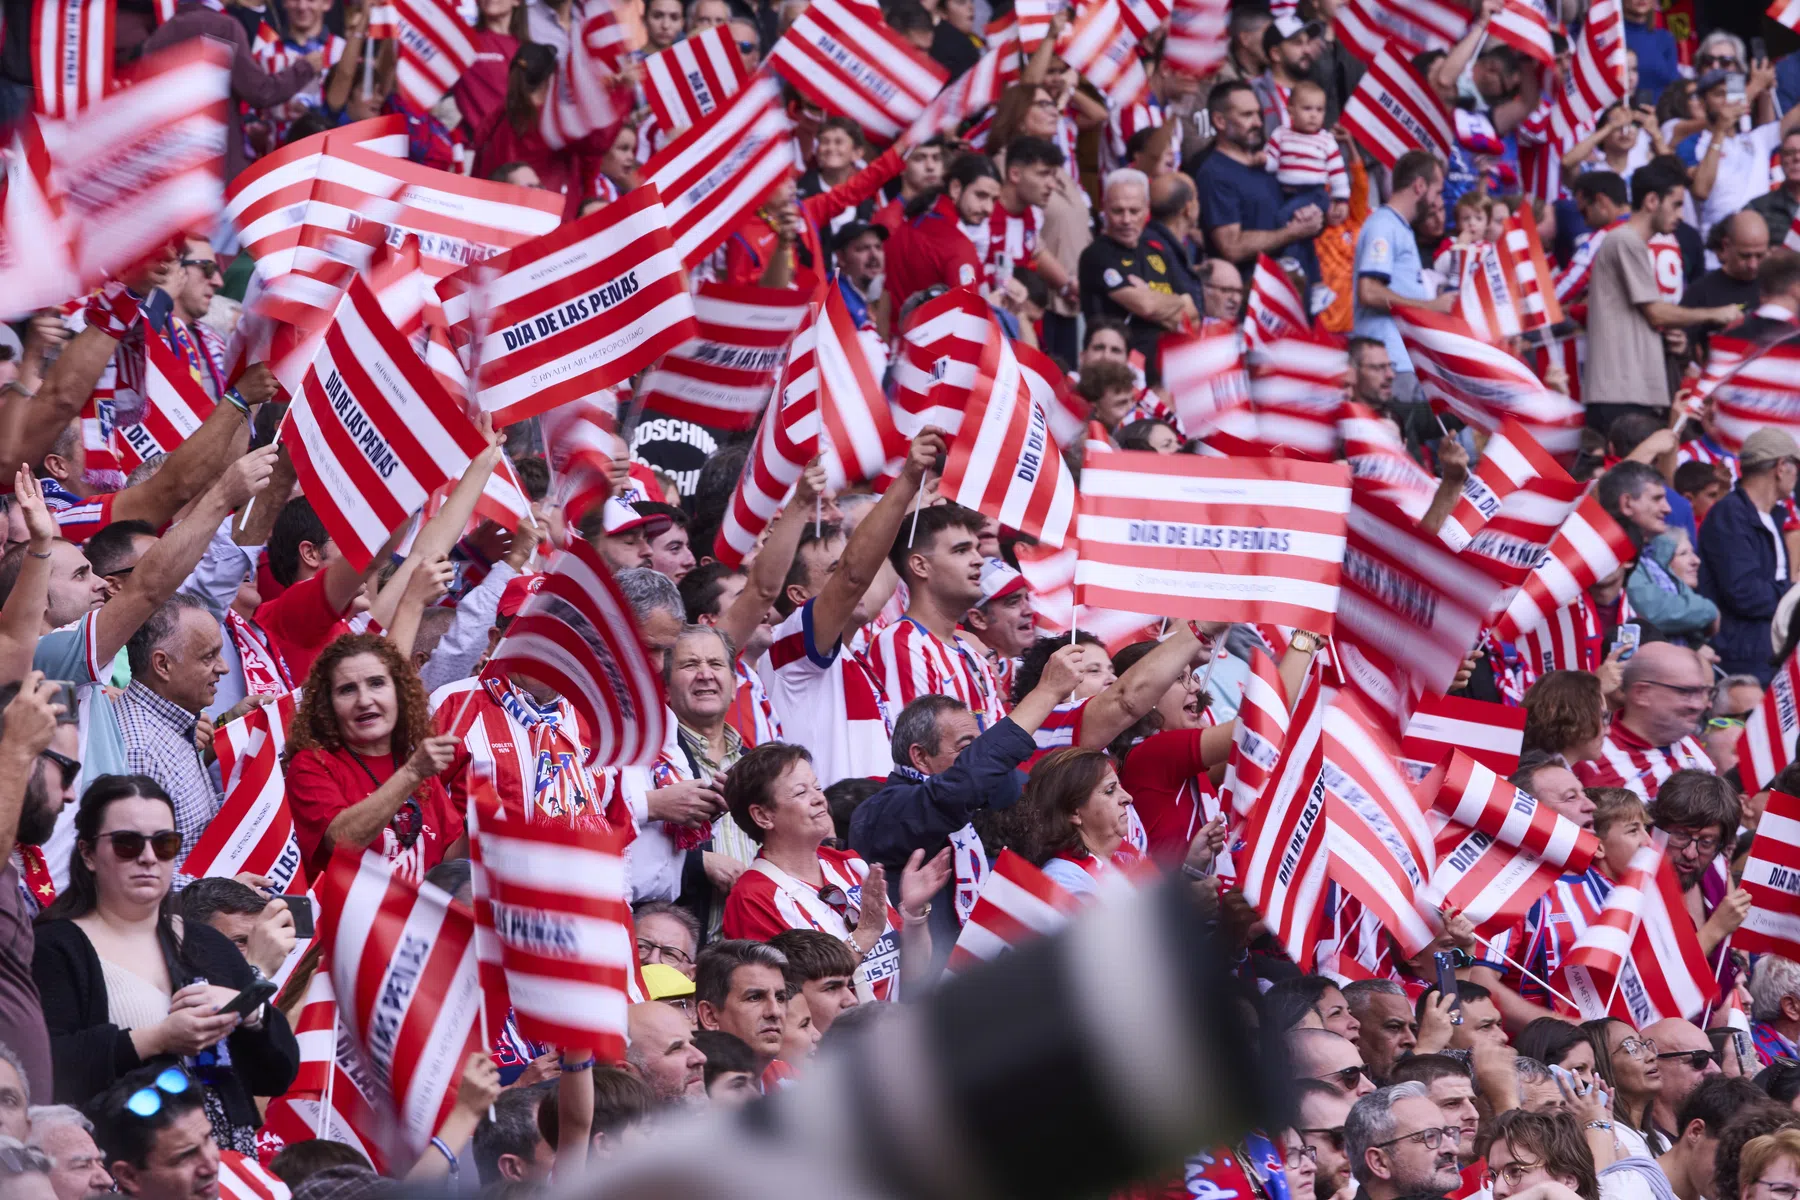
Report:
1297,1080,1357,1199
885,154,1001,309
1392,1056,1483,1169
1252,17,1321,134
1345,1084,1464,1200
0,674,77,1107
1344,980,1421,1084
1352,150,1455,411
623,1001,709,1106
1195,80,1323,285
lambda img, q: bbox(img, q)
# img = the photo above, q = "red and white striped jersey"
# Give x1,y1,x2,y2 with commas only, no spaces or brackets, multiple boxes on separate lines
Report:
1572,713,1714,802
868,617,1005,727
1488,867,1611,1013
1105,97,1182,172
758,600,893,786
431,675,633,836
984,200,1041,289
721,848,902,1001
724,658,783,747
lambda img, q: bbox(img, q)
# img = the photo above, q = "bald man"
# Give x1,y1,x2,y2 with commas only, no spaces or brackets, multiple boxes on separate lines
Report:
1289,1029,1376,1098
1642,1018,1722,1143
1142,173,1208,313
1683,211,1766,324
1572,642,1716,801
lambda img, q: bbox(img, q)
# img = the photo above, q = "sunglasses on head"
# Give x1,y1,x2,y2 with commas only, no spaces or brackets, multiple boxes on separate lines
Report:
38,748,78,789
125,1066,190,1118
95,829,182,861
1656,1048,1720,1070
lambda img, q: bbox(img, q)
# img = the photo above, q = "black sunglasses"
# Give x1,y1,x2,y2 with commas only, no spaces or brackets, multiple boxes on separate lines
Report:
180,258,220,279
1316,1064,1370,1091
95,829,181,861
1656,1049,1720,1070
1300,1125,1347,1151
38,748,79,789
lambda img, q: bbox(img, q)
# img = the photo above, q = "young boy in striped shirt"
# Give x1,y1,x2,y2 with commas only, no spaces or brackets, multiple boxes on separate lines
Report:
1264,81,1349,229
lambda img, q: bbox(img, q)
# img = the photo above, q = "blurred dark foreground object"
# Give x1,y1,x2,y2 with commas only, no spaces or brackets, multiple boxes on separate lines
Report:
562,876,1286,1200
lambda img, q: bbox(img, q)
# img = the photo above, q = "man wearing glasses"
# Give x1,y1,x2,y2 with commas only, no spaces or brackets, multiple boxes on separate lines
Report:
1291,1029,1376,1100
1295,1080,1356,1200
1647,772,1749,965
1344,1083,1464,1200
1572,643,1717,803
165,237,228,403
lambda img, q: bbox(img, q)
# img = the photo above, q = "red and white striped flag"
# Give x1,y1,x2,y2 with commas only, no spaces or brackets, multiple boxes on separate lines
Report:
470,814,634,1057
1018,341,1092,451
1738,653,1800,797
113,338,215,475
1393,304,1584,462
942,327,1076,547
457,185,697,425
1058,0,1147,106
1163,0,1229,77
892,287,993,438
485,537,670,767
1515,597,1597,680
1340,401,1437,520
1492,494,1635,642
1119,0,1172,39
815,285,907,489
639,75,795,270
1400,695,1525,780
906,43,1007,142
1736,789,1800,962
1074,451,1354,630
1223,647,1291,818
257,972,394,1174
642,22,748,134
317,849,481,1169
284,274,487,571
1339,44,1453,169
1334,485,1510,733
1012,541,1157,648
31,0,111,118
1423,750,1601,936
1489,0,1554,64
1015,0,1056,52
1160,325,1252,442
1238,678,1329,965
1246,254,1310,350
1438,418,1569,552
541,392,625,528
1248,336,1350,461
540,11,635,151
1560,843,1716,1023
715,335,819,567
637,282,810,430
394,0,477,111
1321,690,1439,957
184,693,306,892
1550,0,1626,152
767,0,947,141
219,1153,288,1200
944,848,1081,973
1333,0,1463,64
1459,471,1586,586
1773,0,1800,33
1708,336,1800,453
1455,208,1565,342
1785,208,1800,254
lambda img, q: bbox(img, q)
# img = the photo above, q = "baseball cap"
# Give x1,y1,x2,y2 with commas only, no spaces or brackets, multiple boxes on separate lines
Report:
497,572,547,619
833,220,888,255
600,496,671,538
1262,14,1322,50
1740,427,1800,468
1695,68,1734,95
977,557,1025,606
641,963,695,1002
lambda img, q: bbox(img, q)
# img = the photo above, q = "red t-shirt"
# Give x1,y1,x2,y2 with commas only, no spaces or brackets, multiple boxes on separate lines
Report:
885,193,985,312
254,573,350,683
1118,729,1215,865
286,745,463,883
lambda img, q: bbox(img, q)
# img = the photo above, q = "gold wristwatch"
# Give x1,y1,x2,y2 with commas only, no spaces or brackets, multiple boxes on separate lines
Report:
1289,630,1322,654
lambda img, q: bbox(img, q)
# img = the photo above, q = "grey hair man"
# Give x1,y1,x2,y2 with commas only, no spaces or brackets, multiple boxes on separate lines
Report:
1514,1057,1564,1113
1343,980,1417,1084
1750,955,1800,1057
26,1107,111,1200
695,940,789,1073
1346,1082,1463,1200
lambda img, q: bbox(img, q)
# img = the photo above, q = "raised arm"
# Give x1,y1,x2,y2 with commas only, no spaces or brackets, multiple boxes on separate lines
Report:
93,445,278,664
1076,622,1221,750
0,472,58,686
108,366,280,529
811,430,942,651
718,458,825,653
367,430,501,633
0,673,61,865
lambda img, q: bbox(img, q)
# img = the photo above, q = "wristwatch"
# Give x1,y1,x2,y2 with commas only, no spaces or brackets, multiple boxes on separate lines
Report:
1289,630,1322,654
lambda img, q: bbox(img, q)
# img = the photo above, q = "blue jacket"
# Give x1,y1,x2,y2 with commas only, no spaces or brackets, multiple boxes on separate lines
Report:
1623,21,1681,101
849,716,1037,964
1698,485,1788,682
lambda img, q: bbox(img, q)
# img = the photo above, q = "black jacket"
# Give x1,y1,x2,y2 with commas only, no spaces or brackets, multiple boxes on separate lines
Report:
1698,484,1789,683
850,717,1037,960
32,917,299,1113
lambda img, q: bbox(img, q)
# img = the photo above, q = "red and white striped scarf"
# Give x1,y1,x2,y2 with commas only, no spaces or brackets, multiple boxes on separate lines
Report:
224,610,293,697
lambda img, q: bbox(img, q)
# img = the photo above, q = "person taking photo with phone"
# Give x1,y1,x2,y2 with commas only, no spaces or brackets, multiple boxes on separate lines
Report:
29,775,298,1145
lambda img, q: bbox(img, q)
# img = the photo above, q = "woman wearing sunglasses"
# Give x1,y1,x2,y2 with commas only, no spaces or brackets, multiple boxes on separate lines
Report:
29,775,298,1149
719,743,950,1004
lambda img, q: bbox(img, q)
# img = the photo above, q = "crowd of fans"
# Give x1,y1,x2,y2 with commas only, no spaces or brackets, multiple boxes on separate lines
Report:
0,0,1799,1193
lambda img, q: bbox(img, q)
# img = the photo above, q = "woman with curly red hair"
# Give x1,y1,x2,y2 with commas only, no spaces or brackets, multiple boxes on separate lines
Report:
284,633,463,882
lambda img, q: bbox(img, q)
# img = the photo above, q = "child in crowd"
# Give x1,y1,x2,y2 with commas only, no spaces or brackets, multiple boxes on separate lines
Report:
1263,81,1348,229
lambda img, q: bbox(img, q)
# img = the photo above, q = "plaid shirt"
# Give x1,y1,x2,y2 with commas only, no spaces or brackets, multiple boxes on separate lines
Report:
114,681,221,869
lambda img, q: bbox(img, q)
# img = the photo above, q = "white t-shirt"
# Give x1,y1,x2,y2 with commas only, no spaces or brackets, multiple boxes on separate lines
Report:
1690,121,1784,236
1761,507,1790,580
757,599,894,786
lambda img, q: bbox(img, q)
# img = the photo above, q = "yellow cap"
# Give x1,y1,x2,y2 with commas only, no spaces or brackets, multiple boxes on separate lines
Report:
641,963,696,1001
